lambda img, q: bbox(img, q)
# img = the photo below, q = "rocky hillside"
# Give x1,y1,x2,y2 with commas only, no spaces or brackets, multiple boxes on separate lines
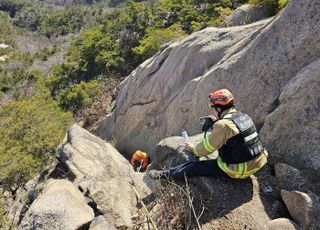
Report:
95,0,320,175
6,125,320,229
1,0,320,229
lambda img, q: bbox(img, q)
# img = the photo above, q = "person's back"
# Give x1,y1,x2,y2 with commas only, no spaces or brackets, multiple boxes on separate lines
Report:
131,150,149,172
149,89,268,180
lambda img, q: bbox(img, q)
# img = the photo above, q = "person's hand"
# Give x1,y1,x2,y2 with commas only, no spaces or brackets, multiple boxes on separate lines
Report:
185,142,195,152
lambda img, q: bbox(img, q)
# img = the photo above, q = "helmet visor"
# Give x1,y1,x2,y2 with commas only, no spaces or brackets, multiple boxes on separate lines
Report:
208,95,232,103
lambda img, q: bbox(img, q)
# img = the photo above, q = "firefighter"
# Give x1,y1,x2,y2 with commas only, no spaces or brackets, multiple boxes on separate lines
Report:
131,150,149,172
149,89,268,180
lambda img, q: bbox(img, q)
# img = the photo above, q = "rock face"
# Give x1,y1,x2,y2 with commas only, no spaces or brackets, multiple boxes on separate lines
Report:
56,124,153,228
58,124,133,181
199,175,271,229
16,124,155,229
147,138,272,229
148,134,204,170
19,179,94,230
224,4,272,27
260,58,320,171
95,0,320,173
274,163,306,191
96,18,271,157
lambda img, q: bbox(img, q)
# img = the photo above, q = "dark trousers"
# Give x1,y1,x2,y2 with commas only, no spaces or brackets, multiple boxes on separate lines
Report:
167,159,230,180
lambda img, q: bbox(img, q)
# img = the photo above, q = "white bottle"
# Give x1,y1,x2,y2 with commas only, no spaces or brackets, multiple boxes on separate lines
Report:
181,131,191,143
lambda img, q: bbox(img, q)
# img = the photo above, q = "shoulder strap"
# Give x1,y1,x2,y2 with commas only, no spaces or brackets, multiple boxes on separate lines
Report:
222,110,238,119
227,112,255,133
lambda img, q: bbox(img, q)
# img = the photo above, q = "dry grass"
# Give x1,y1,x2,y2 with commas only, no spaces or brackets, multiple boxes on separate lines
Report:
150,176,204,230
76,77,121,131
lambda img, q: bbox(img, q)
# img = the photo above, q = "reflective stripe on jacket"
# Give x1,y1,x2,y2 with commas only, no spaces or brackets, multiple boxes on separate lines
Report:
193,108,268,178
217,150,268,179
194,108,239,157
219,111,265,164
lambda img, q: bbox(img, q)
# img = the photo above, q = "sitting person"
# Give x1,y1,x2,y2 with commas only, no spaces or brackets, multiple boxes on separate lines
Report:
149,89,268,180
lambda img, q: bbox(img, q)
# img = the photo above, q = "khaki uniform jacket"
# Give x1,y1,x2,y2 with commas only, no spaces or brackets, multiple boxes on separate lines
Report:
193,108,268,179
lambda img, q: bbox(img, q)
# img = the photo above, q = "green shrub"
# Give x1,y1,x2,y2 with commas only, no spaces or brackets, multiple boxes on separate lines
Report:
278,0,288,9
10,2,99,36
178,4,208,33
67,25,124,76
0,0,27,17
59,80,102,112
0,11,11,33
51,1,153,87
13,5,51,31
44,0,259,104
0,68,41,94
0,194,4,222
249,0,289,14
0,11,16,46
0,93,73,189
39,6,90,37
208,6,233,27
0,189,16,227
0,193,11,229
133,24,186,59
34,46,59,61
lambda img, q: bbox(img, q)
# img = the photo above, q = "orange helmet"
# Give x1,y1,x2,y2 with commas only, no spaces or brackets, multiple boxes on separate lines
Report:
131,150,149,172
208,89,234,107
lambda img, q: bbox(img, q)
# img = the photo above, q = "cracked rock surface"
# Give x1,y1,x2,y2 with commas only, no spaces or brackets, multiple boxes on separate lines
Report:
95,0,320,174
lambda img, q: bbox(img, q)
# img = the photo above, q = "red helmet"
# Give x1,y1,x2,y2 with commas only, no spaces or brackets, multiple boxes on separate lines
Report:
208,89,234,107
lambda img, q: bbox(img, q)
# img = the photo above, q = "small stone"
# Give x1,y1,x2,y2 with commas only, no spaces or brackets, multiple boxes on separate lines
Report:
275,163,306,191
262,186,273,194
131,214,139,220
264,218,300,230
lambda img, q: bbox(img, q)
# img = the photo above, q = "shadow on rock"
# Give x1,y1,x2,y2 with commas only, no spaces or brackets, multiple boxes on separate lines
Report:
255,158,320,229
192,176,254,225
144,136,257,228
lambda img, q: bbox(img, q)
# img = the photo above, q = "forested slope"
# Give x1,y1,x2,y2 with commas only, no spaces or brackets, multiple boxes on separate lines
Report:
0,0,286,225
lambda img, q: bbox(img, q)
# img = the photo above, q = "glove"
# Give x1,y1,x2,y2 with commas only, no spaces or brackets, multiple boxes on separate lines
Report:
201,117,214,132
